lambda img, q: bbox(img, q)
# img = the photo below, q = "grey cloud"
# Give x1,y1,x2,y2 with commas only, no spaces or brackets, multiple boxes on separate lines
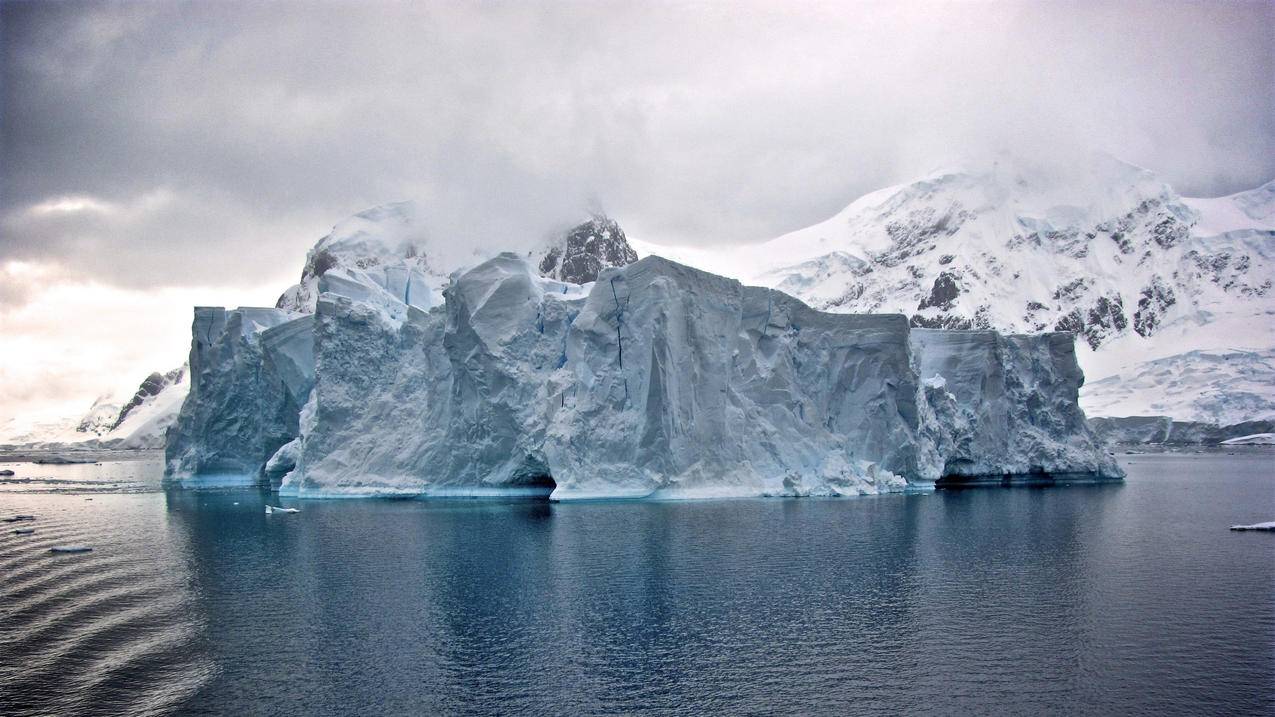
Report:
2,0,1272,290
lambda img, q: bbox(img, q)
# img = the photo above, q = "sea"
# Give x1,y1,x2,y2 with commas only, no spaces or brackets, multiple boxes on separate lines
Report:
1,449,1272,716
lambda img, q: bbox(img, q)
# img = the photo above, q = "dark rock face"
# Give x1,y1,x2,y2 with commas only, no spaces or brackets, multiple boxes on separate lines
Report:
538,216,638,284
918,271,961,311
1133,276,1176,337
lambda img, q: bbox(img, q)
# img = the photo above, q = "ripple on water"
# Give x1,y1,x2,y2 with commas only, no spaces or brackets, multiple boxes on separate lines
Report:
0,488,214,717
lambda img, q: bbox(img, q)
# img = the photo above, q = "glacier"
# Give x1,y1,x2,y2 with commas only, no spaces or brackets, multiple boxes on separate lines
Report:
164,215,1122,496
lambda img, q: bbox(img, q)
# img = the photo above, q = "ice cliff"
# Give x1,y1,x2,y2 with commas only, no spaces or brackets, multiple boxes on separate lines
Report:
166,226,1121,495
164,308,306,484
913,330,1119,482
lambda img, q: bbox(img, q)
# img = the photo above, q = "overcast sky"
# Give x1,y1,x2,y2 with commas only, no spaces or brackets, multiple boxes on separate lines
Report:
2,0,1273,426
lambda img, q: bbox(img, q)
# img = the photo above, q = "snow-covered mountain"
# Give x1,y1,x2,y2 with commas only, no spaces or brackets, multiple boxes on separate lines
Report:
641,153,1275,424
1081,349,1275,425
0,366,188,449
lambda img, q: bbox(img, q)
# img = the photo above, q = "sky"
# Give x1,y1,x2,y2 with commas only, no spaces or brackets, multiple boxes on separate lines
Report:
2,0,1273,427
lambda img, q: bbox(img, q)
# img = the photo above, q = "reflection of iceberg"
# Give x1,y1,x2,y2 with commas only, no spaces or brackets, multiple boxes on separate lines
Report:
265,506,300,514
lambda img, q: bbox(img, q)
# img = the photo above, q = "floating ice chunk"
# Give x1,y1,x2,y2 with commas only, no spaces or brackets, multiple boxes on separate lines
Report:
1229,521,1275,531
1221,433,1275,446
265,505,300,514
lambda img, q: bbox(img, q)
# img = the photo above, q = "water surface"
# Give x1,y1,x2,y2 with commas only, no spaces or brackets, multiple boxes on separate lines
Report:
1,451,1272,715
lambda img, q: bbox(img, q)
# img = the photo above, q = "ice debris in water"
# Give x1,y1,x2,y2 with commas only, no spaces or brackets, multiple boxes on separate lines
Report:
1229,521,1275,531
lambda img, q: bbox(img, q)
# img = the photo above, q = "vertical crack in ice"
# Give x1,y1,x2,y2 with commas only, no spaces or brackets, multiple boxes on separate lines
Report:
610,276,630,402
763,290,773,337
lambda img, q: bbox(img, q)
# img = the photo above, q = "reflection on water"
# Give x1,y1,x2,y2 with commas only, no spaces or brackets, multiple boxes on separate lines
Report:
1,451,1272,715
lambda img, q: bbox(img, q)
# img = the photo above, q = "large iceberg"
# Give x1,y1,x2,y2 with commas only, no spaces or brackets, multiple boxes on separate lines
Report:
165,240,1122,496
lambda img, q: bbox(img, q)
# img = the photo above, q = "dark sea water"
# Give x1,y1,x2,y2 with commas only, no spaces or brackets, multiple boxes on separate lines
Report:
1,450,1272,716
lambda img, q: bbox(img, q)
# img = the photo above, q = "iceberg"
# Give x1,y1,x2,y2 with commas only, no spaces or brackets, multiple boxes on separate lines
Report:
166,209,1122,497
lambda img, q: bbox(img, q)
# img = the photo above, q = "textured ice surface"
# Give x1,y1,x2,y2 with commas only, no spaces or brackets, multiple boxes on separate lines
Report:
913,329,1122,479
1088,416,1275,446
630,154,1275,425
166,200,1120,495
164,307,301,484
268,254,1119,498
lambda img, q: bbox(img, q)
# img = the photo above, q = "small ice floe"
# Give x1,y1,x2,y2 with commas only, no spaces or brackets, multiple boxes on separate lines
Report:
265,505,300,514
49,546,93,554
1221,433,1275,446
1229,521,1275,531
3,515,36,523
12,528,34,535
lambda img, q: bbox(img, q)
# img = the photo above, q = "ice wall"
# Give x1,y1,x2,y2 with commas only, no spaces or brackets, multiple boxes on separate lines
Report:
912,329,1123,483
169,254,1121,495
283,254,580,496
164,307,303,485
543,257,918,498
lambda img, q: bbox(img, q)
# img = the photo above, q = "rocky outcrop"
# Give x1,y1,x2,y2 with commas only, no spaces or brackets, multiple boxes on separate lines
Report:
537,215,638,284
112,367,185,431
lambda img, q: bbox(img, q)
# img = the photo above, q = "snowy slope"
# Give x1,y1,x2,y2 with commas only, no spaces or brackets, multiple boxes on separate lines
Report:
0,367,188,449
274,202,456,316
1080,349,1275,424
640,153,1274,423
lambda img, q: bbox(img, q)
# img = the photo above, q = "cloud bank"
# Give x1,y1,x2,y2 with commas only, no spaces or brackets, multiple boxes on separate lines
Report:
3,0,1272,291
